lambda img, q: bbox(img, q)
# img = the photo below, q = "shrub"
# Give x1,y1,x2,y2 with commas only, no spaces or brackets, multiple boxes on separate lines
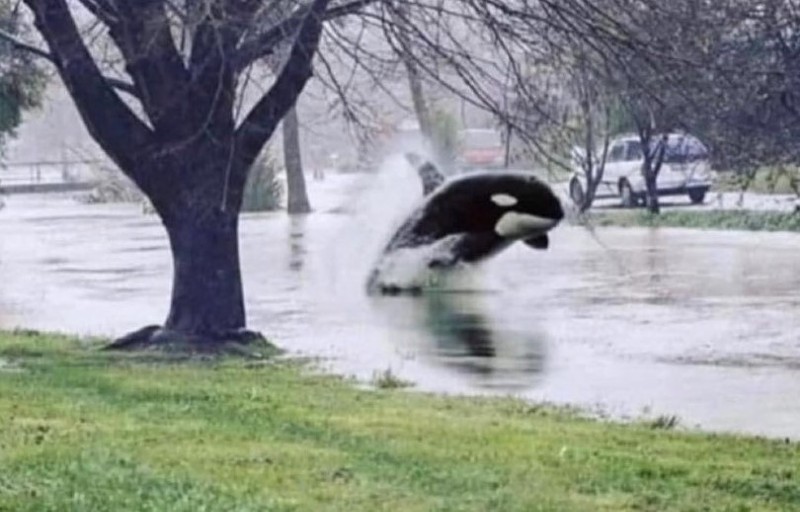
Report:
82,164,144,204
242,151,283,212
431,108,460,168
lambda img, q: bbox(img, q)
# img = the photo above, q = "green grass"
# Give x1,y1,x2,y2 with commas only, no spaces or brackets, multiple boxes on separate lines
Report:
714,168,799,195
0,330,798,511
589,210,800,233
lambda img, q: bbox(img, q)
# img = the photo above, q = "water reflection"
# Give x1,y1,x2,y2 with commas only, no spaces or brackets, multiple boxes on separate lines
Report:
287,215,307,272
369,291,547,391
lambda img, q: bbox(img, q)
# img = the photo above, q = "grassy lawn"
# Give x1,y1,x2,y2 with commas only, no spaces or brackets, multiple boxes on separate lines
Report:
588,210,800,233
0,331,798,511
713,168,799,196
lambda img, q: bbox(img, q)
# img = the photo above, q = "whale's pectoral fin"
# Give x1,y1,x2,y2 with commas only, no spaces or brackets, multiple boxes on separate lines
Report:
523,234,549,250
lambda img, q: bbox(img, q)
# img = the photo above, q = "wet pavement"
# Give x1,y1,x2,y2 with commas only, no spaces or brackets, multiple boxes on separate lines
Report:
1,168,799,439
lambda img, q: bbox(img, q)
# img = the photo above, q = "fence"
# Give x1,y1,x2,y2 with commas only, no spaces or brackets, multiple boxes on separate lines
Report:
0,159,100,194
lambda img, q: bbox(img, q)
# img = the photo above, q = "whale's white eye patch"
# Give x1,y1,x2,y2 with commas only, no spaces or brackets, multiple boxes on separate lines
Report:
491,194,518,207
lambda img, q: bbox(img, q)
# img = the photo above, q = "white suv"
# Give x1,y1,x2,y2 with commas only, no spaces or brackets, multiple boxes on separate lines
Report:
569,133,713,207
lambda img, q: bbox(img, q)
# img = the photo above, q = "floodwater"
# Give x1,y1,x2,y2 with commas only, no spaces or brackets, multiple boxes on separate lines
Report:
1,164,799,439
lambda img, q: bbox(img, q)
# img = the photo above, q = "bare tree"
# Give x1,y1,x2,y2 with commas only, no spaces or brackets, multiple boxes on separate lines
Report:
567,0,800,210
389,1,433,140
281,105,311,213
12,0,373,349
674,0,800,205
256,2,313,215
562,53,614,212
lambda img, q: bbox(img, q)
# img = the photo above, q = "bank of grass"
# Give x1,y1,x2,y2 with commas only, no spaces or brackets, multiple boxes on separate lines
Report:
713,168,799,195
589,209,800,233
1,331,798,511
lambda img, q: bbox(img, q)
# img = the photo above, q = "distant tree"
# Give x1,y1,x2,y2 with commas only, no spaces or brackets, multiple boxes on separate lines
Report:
258,5,312,215
571,0,800,208
677,1,800,177
615,90,678,213
589,0,800,208
0,0,44,157
391,1,433,142
509,1,708,213
561,52,615,212
280,105,311,214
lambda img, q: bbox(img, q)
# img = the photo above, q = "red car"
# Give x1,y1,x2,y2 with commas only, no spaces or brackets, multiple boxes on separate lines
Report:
458,129,506,169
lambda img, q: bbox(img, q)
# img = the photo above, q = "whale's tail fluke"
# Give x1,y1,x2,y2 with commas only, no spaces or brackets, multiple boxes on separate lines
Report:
404,152,445,195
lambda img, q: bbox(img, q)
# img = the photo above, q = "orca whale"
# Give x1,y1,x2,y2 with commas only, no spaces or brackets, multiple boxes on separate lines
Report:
367,156,564,293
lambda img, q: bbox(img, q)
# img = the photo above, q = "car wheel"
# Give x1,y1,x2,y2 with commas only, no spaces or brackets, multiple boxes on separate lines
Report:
688,188,706,204
569,178,585,206
620,180,637,208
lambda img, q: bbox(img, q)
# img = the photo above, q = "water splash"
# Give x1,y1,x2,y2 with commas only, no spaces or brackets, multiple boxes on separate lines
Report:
326,154,426,294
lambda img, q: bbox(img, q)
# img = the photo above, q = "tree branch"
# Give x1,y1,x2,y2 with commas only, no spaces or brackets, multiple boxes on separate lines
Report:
100,1,192,135
74,0,119,25
0,26,138,97
184,1,266,138
233,0,332,186
21,0,155,177
0,25,51,61
233,0,374,73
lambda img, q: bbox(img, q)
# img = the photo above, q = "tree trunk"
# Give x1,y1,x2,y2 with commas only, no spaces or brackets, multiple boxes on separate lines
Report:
163,207,246,337
25,0,331,354
644,174,661,214
406,60,433,139
393,2,433,141
282,106,311,214
107,151,260,351
642,155,661,214
643,135,667,214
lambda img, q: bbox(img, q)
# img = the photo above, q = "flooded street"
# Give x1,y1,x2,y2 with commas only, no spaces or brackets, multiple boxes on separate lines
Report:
1,171,799,439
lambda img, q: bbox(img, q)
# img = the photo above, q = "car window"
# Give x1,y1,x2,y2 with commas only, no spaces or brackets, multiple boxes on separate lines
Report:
664,136,709,163
625,141,643,161
607,143,626,162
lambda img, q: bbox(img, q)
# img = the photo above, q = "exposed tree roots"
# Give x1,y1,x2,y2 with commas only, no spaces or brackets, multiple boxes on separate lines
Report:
104,325,279,359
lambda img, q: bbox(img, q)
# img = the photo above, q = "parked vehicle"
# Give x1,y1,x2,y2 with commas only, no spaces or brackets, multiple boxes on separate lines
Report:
458,128,505,169
569,133,713,207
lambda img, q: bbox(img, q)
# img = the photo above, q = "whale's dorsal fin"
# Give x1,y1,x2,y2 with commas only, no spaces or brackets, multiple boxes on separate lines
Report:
418,162,445,195
405,152,445,195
